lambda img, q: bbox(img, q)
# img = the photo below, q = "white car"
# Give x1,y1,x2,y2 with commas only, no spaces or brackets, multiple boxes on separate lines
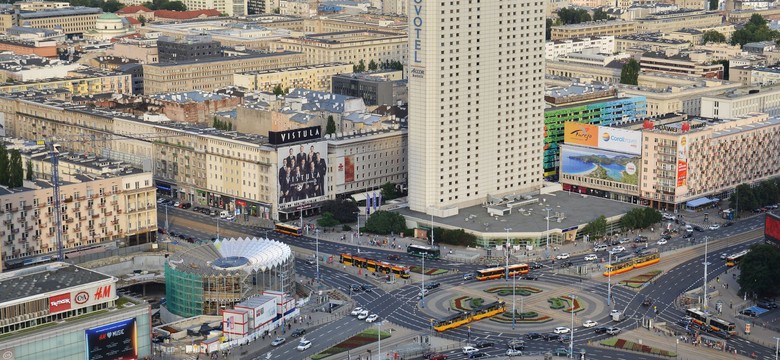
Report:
553,327,570,334
506,349,523,356
357,310,369,320
610,309,622,317
462,346,479,355
271,337,286,347
366,314,379,323
709,224,720,230
720,253,728,260
555,253,570,260
584,254,598,261
296,339,312,351
657,239,668,245
610,246,625,254
582,320,598,328
350,307,363,316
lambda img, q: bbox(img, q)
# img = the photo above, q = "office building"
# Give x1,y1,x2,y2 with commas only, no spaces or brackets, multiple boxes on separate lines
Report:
17,7,101,35
177,0,247,16
233,63,353,93
331,71,407,106
0,70,131,97
615,33,691,53
13,1,70,11
278,30,407,66
408,0,546,217
545,36,615,60
157,34,222,63
640,51,724,78
635,10,722,33
551,20,638,41
700,86,780,118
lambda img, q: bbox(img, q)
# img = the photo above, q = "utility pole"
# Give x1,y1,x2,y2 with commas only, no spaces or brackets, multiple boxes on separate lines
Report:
505,228,511,280
421,253,425,308
165,204,169,234
512,262,517,330
430,211,435,247
545,208,552,260
356,212,361,253
570,294,575,359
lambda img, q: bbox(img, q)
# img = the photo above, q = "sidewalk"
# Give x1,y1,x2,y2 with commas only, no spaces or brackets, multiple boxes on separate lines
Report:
610,328,741,360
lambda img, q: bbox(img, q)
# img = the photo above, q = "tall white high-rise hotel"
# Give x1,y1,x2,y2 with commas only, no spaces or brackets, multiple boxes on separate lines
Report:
408,0,546,217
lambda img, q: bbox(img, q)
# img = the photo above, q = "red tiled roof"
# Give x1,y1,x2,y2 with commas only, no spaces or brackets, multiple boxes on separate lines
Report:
126,17,141,25
154,9,221,19
116,5,153,14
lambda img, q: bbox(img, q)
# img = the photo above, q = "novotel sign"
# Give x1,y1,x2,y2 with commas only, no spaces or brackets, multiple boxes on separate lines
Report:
268,126,322,145
412,0,423,63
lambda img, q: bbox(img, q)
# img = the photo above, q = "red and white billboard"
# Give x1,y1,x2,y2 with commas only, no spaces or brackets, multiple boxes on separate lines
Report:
49,293,72,313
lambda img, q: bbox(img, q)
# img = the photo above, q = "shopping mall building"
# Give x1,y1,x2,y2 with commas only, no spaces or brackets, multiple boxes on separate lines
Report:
0,262,152,360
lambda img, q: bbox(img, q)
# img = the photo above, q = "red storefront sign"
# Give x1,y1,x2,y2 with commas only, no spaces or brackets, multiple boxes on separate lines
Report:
49,293,72,313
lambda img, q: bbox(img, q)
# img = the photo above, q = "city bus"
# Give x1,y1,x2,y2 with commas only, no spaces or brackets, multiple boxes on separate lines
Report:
685,308,736,335
475,264,530,281
407,244,441,259
725,250,748,267
433,301,506,332
275,223,302,236
339,253,411,278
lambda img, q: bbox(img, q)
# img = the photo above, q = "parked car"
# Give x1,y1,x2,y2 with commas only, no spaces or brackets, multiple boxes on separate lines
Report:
757,299,777,309
291,329,306,337
709,224,721,230
296,339,312,351
553,348,571,357
425,353,448,360
740,309,758,317
271,337,286,346
593,244,608,252
724,221,735,227
693,225,705,232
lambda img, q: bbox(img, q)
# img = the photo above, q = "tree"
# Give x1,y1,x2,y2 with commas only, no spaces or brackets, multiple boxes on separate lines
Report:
716,59,730,80
557,8,591,25
103,0,124,12
593,8,611,21
320,199,359,223
432,227,477,247
212,117,232,131
8,150,23,188
0,144,9,186
368,59,378,71
702,30,726,44
620,58,640,85
325,115,336,135
709,0,719,10
737,244,780,298
25,159,33,181
363,210,407,235
353,59,366,73
730,184,759,212
272,84,285,96
317,212,340,228
159,0,186,10
730,14,780,46
380,182,400,201
580,215,607,239
620,207,661,230
546,18,553,41
138,15,147,26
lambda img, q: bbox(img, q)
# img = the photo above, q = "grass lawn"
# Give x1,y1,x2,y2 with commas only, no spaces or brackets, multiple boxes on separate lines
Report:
311,328,391,360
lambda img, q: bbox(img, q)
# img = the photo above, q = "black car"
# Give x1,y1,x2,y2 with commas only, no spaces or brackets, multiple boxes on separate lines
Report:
425,282,441,290
683,232,693,239
291,328,306,338
526,332,543,340
182,203,192,209
593,327,608,334
475,340,494,348
723,221,734,227
693,225,704,232
361,284,373,293
469,353,487,358
543,333,561,342
523,274,539,281
740,309,758,317
757,299,777,309
661,234,672,240
507,340,525,350
387,254,402,261
635,236,648,243
530,262,544,270
349,284,362,293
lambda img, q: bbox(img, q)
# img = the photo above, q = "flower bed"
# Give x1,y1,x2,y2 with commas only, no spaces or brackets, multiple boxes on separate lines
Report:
600,338,676,357
409,266,449,275
452,296,472,311
470,297,484,308
560,295,585,313
620,270,663,288
491,310,552,324
312,328,391,360
548,297,566,309
484,286,542,297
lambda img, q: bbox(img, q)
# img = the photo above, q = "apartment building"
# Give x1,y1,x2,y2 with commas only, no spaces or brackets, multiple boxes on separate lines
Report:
726,65,780,86
142,51,306,94
545,36,615,60
0,71,131,97
157,34,222,63
279,0,317,17
640,51,724,78
17,7,101,35
1,150,156,264
700,86,780,118
618,79,741,116
641,113,780,210
13,1,69,11
278,30,407,67
178,0,247,16
635,10,723,34
233,63,353,93
546,60,623,83
551,20,638,41
0,7,15,33
331,71,407,106
665,25,736,44
302,15,407,33
615,33,691,53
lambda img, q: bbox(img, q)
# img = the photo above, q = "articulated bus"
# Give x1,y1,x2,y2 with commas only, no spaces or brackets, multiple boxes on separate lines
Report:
275,223,302,236
685,308,736,335
339,253,411,278
475,264,530,281
725,250,748,267
407,244,441,259
433,301,505,332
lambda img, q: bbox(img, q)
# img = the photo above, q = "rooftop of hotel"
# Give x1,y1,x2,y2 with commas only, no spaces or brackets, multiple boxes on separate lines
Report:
547,35,614,45
18,6,101,18
0,262,112,304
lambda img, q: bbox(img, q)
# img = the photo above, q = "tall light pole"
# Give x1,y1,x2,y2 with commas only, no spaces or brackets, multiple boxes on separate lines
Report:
505,228,512,280
164,204,169,234
703,236,710,311
356,212,361,254
430,209,435,247
512,261,517,330
570,294,575,359
315,228,320,285
421,252,426,308
377,321,383,360
774,336,779,360
544,208,552,260
216,216,220,240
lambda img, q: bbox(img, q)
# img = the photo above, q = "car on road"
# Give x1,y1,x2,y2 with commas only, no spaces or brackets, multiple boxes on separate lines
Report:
522,274,539,280
693,225,705,232
387,254,401,261
418,288,430,298
593,244,608,252
531,262,544,269
555,253,570,260
740,309,758,317
485,262,501,268
462,346,479,355
361,285,373,293
584,254,598,261
543,333,562,342
723,221,734,227
526,332,543,340
683,232,693,239
468,353,487,358
357,310,369,320
350,284,362,293
507,340,525,350
553,348,571,357
582,320,598,328
593,327,608,334
685,225,694,232
634,236,648,243
475,340,494,348
463,273,475,280
657,239,668,245
709,224,721,230
661,234,672,240
271,337,286,346
610,246,625,254
366,314,379,323
351,307,363,316
757,299,777,309
553,327,570,334
423,353,448,360
609,309,622,317
606,327,621,335
296,339,312,351
720,253,728,260
305,258,316,265
425,282,441,290
506,349,523,356
291,328,306,337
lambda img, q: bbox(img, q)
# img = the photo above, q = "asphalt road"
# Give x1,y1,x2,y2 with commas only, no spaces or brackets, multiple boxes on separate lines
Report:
157,205,775,359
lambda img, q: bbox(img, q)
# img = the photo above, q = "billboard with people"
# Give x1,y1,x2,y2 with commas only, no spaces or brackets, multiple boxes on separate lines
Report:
277,141,328,207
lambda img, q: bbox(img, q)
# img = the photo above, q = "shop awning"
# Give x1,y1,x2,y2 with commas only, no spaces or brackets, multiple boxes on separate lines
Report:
686,197,717,208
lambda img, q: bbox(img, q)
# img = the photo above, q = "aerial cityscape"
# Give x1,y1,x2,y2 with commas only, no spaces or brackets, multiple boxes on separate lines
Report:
0,0,780,359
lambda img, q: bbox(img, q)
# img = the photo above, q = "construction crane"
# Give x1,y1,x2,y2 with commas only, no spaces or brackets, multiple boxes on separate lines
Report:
32,132,187,262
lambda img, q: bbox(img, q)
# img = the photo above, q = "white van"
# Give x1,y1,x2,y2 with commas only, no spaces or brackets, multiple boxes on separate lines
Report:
219,211,229,218
593,244,608,252
685,224,693,233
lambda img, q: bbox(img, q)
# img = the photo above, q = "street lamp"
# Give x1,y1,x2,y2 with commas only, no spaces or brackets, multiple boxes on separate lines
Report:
570,294,575,359
377,321,383,360
505,228,512,281
703,236,710,311
544,208,552,260
774,336,779,360
430,207,435,247
512,261,517,330
421,251,426,308
315,228,320,286
676,338,679,359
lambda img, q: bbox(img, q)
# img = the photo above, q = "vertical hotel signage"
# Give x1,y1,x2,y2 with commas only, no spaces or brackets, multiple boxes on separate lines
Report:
410,0,425,79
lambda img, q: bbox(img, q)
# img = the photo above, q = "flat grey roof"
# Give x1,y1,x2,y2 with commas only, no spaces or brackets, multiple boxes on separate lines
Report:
397,192,642,236
145,51,300,67
0,263,111,304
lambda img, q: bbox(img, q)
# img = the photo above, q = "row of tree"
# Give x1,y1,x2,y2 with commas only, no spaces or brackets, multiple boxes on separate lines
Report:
731,14,779,46
212,117,233,131
737,243,780,297
353,59,404,73
620,207,662,230
556,8,611,25
69,0,124,12
729,179,780,212
140,0,187,11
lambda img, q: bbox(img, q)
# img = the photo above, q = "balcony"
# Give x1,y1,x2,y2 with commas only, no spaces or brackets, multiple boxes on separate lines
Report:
37,203,46,208
100,223,106,228
111,220,119,225
10,207,18,212
92,214,100,219
111,201,118,205
11,228,19,234
25,225,32,231
2,220,10,225
65,218,74,223
79,216,86,221
118,210,123,214
77,196,86,201
63,197,73,203
23,205,32,211
105,211,112,216
99,203,106,208
38,223,46,229
92,194,100,199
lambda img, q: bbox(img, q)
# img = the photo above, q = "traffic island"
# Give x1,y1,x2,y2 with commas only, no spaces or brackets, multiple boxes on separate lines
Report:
548,296,585,313
483,286,542,297
311,328,391,360
490,310,553,324
619,270,663,288
600,337,677,357
409,266,449,275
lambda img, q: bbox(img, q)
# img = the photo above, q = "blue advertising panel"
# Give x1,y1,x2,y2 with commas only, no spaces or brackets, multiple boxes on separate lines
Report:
85,318,137,360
